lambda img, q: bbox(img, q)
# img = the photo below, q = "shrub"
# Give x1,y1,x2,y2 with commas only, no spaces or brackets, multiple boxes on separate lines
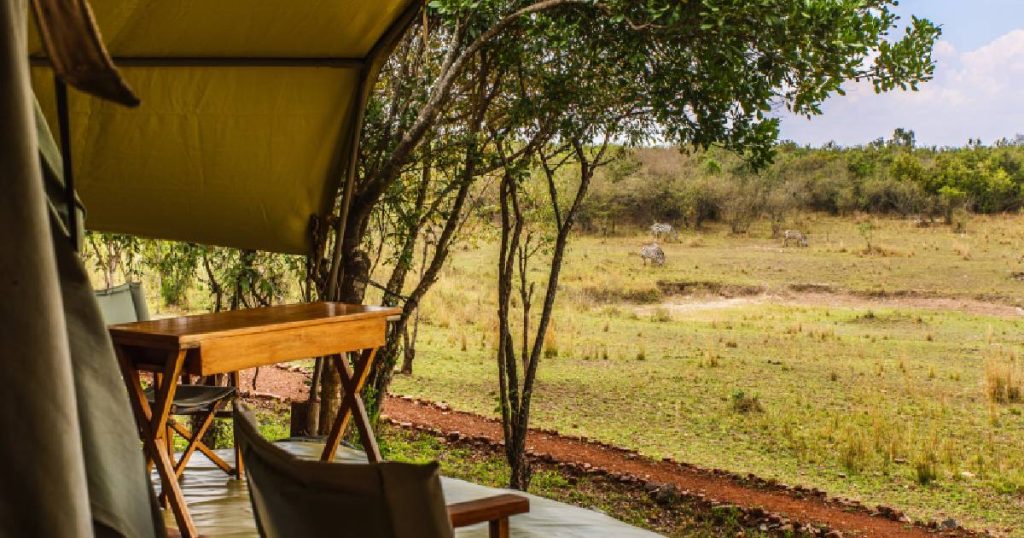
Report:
730,391,763,414
650,308,673,322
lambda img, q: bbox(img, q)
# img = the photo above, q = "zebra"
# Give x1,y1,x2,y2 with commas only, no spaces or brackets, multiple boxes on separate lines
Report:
783,229,808,247
640,242,666,265
650,222,678,242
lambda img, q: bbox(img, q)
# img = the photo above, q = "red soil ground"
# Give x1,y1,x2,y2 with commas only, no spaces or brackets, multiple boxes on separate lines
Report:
244,366,950,538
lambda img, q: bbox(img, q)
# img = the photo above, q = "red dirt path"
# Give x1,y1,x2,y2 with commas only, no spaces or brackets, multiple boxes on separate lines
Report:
245,366,942,538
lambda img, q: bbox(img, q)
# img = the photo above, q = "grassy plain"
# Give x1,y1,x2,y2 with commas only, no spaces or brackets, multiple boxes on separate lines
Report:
389,214,1024,534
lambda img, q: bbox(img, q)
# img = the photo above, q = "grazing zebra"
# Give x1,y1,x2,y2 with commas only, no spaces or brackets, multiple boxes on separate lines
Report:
650,222,678,241
640,242,666,265
783,229,809,247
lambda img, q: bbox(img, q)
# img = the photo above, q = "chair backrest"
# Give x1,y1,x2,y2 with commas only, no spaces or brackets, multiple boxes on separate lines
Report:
233,405,454,538
94,282,150,324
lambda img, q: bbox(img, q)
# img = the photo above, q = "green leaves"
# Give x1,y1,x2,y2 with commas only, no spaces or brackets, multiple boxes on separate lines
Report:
412,0,938,171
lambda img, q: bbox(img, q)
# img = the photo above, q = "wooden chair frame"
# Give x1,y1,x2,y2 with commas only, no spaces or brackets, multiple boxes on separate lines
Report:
448,494,530,538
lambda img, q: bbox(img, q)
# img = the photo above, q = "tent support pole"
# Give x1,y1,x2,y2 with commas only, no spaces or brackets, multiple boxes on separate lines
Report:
313,0,423,434
54,77,79,252
324,0,422,302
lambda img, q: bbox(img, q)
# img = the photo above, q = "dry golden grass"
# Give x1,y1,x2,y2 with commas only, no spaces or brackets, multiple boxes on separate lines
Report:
985,355,1024,404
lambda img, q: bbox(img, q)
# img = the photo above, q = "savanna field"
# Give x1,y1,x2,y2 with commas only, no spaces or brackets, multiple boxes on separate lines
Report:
386,214,1024,534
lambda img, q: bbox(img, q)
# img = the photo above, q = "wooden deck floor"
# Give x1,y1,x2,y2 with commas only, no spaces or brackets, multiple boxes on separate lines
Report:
157,439,662,537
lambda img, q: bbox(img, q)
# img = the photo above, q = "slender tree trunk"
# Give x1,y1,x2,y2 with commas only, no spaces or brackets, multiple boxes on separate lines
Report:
496,137,607,490
400,324,416,374
400,238,429,374
496,169,527,488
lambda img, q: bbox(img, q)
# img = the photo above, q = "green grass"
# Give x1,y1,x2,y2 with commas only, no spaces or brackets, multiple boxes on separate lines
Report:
389,214,1024,535
172,404,290,452
379,424,772,537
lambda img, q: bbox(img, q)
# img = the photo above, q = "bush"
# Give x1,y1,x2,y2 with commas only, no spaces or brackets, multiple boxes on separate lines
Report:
580,141,1024,231
650,308,672,322
730,391,763,414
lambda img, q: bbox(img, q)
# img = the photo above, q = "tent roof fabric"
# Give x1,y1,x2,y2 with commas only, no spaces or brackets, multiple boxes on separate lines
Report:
29,0,418,254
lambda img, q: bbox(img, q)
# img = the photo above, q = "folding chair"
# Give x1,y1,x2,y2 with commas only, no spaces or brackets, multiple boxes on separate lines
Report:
234,404,530,538
96,283,241,482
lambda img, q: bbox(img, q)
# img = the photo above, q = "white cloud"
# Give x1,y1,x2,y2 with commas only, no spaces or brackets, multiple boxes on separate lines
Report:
779,30,1024,147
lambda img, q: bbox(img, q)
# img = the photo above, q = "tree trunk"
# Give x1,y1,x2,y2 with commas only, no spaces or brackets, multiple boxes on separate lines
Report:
506,426,531,490
400,322,416,374
317,361,341,436
317,248,370,434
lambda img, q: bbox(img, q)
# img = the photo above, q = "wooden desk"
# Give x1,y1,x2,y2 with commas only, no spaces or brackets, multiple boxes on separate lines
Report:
110,302,401,538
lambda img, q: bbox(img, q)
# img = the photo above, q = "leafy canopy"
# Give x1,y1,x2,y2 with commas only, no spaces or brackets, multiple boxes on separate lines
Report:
427,0,939,166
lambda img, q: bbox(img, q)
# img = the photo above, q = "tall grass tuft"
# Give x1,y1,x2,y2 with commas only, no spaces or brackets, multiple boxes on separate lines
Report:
541,321,560,359
985,358,1024,404
839,427,869,474
914,445,940,485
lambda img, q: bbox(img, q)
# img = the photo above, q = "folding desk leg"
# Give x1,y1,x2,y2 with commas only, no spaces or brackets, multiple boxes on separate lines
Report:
322,348,381,463
166,424,175,463
114,346,198,537
172,408,216,477
169,420,234,474
229,370,244,478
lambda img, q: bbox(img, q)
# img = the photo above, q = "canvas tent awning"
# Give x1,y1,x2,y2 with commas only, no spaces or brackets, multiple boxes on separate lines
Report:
28,0,418,254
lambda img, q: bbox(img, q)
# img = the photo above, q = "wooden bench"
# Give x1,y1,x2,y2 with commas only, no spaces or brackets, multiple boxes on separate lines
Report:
448,494,531,538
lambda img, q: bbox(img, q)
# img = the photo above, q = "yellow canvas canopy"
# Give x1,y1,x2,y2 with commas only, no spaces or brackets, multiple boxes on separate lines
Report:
28,0,418,254
2,2,422,536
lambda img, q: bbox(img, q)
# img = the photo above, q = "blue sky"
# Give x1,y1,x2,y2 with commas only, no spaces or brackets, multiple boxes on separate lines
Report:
778,1,1024,147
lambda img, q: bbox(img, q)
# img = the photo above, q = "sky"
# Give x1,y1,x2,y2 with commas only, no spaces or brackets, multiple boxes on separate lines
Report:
778,1,1024,148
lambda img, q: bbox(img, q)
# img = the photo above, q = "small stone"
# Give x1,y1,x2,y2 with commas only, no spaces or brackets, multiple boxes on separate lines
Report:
940,518,957,530
653,485,679,504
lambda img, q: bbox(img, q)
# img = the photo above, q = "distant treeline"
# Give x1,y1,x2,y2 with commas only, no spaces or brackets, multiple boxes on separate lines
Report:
579,130,1024,234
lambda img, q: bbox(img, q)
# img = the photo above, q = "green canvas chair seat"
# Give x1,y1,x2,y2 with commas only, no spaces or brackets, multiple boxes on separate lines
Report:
144,385,237,415
234,405,529,538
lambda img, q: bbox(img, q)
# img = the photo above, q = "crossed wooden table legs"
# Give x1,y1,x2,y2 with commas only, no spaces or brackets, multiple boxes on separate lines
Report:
321,348,380,462
114,345,383,538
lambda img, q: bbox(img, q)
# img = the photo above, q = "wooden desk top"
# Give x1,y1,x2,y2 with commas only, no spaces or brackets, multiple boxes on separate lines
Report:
109,302,401,350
